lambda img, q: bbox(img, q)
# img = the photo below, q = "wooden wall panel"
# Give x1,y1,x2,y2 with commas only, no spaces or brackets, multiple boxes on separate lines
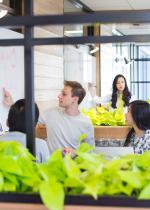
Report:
34,0,63,15
34,0,63,35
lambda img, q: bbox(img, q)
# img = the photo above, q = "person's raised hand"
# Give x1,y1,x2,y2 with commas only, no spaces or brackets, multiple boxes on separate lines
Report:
3,88,14,107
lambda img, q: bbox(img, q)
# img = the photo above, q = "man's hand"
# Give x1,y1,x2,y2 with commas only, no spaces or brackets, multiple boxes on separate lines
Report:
63,147,76,158
3,88,14,107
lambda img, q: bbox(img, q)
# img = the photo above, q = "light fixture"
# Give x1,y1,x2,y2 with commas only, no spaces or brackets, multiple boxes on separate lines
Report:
115,56,134,64
114,57,120,63
0,9,8,18
90,46,99,54
124,57,134,65
112,29,123,36
124,57,130,64
64,24,83,37
64,30,83,36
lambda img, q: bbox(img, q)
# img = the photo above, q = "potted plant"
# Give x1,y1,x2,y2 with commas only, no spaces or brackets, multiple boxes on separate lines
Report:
1,141,150,210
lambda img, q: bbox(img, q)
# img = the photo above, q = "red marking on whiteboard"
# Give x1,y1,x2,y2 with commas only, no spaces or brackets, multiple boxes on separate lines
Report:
11,64,16,69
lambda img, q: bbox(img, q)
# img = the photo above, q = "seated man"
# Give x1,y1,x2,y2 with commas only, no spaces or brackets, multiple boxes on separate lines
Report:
0,99,50,162
3,82,95,155
39,80,95,154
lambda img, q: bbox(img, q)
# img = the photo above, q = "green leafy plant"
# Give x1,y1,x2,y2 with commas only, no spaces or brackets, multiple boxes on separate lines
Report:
0,141,41,193
38,145,150,209
1,141,150,210
147,99,150,104
82,107,125,126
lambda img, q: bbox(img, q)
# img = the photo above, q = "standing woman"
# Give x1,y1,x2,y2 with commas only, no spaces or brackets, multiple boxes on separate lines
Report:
100,74,134,113
124,100,150,154
111,74,131,111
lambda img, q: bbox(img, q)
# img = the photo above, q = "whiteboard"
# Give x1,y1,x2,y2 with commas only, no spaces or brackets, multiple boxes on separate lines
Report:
0,28,24,130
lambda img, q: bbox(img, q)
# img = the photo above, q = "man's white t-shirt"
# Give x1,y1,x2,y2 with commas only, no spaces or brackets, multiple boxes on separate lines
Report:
39,107,95,153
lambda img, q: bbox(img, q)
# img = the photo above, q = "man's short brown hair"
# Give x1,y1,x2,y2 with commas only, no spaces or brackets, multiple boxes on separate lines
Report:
64,81,86,104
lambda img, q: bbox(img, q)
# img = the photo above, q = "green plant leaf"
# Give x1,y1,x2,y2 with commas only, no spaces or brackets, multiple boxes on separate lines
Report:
63,154,81,178
77,142,94,154
139,183,150,199
0,155,23,175
4,173,19,189
38,150,66,183
39,179,64,210
78,134,87,144
118,171,144,189
3,181,16,192
64,177,84,188
0,172,4,192
83,176,105,199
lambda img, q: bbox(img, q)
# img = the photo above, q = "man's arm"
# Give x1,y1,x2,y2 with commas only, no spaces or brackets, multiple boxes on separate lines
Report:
85,123,95,148
36,111,47,139
35,124,47,139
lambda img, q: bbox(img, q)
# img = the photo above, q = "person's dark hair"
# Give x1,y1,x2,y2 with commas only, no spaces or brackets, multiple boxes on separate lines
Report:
8,99,39,133
64,80,86,104
124,100,150,146
111,74,131,108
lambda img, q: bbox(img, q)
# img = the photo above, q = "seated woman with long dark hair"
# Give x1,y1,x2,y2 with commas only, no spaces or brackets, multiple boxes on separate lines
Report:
124,100,150,154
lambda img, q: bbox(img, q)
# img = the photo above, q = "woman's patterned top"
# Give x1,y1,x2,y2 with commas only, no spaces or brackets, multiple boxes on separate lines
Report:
129,129,150,154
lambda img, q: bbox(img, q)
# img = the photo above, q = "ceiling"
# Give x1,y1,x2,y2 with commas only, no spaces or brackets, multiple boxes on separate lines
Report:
81,0,150,36
64,0,150,37
80,0,150,11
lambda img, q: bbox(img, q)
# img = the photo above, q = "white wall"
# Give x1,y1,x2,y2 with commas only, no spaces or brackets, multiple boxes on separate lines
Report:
100,25,131,97
0,28,24,130
64,45,96,87
100,44,114,96
34,0,64,111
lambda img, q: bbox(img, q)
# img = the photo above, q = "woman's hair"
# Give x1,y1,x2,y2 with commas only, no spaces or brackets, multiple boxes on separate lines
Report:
111,74,131,108
124,100,150,146
8,99,39,133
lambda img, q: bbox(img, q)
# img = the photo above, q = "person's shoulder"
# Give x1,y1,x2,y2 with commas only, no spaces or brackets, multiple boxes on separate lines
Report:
35,138,49,151
145,129,150,136
44,106,61,114
0,131,25,138
35,138,50,162
80,113,93,125
0,131,26,146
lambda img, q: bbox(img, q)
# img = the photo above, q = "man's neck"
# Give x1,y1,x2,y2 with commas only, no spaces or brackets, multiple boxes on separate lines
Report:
65,106,80,116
